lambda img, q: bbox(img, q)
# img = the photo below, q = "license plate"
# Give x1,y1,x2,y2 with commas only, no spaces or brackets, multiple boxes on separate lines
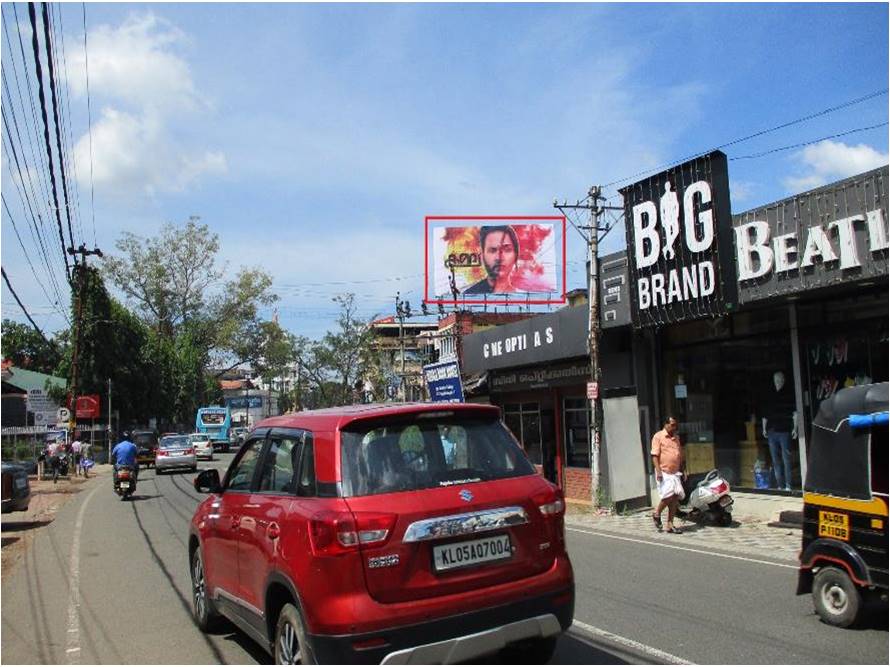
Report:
119,482,130,490
818,510,849,541
433,534,512,572
718,495,732,507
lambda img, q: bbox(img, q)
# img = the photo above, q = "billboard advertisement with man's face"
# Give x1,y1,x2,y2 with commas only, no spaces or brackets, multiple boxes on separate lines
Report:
425,216,566,305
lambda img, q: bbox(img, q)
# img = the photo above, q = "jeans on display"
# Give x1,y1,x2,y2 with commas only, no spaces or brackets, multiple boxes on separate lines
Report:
767,429,793,490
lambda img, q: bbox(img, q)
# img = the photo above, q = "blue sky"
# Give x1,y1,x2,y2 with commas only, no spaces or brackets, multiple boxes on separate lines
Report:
2,2,888,341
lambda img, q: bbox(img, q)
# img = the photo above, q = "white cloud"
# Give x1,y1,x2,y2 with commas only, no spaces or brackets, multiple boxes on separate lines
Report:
74,107,226,196
66,14,200,113
784,140,889,192
66,13,224,196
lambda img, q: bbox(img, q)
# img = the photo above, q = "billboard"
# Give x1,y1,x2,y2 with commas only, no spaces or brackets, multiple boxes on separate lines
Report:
423,360,465,403
425,216,566,305
226,396,264,409
619,151,737,328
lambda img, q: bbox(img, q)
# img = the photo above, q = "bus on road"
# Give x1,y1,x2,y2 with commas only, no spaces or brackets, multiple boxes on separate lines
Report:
195,406,232,451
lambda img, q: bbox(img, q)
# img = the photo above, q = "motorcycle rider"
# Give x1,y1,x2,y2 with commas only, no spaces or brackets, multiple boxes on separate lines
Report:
111,431,139,487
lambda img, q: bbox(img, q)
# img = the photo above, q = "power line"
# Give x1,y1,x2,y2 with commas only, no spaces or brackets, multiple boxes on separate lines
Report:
82,2,97,247
1,267,52,344
41,2,78,256
602,88,889,189
1,193,65,322
27,1,71,283
49,1,86,246
730,122,889,161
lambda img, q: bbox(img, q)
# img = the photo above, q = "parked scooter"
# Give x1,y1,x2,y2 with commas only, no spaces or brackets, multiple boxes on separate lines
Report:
676,469,734,526
114,465,136,501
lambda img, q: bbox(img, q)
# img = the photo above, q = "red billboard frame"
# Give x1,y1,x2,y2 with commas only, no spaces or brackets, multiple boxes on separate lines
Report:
424,215,567,306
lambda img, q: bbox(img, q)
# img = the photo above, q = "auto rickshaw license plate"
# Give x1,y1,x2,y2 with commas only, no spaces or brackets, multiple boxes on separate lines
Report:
818,511,849,541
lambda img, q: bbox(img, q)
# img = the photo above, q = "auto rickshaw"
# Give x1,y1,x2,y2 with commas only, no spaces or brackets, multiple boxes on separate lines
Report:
797,382,888,627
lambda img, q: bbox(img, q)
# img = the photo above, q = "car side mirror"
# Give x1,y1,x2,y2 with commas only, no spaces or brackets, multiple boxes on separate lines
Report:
194,468,221,494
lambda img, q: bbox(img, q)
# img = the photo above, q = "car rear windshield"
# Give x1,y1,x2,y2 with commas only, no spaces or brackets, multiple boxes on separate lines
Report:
160,436,189,448
340,415,535,497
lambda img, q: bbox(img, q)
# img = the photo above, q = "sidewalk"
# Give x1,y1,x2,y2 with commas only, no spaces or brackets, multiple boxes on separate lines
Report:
565,492,803,563
1,466,110,577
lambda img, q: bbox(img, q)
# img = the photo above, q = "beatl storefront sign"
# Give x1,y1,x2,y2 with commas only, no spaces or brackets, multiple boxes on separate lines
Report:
733,166,888,302
620,151,737,328
462,305,588,373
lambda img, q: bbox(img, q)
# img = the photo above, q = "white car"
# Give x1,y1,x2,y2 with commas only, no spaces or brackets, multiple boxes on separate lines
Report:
189,433,214,460
156,435,198,474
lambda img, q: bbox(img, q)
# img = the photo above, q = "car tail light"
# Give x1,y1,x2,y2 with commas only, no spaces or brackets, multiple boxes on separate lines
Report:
184,448,195,455
157,450,167,457
309,511,396,556
532,488,566,516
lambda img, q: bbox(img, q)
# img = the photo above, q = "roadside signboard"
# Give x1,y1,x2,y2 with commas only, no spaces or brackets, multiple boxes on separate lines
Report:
75,395,101,419
587,381,599,400
27,389,59,427
423,360,465,403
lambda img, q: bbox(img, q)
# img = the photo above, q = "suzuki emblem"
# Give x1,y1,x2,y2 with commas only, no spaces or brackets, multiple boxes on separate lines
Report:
459,489,473,503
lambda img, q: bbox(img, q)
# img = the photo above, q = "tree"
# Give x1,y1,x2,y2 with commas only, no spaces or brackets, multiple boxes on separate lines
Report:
102,220,279,373
1,319,64,374
291,294,381,409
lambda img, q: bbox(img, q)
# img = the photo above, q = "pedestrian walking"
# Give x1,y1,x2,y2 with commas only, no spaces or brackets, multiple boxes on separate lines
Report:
71,436,83,477
46,437,61,483
651,416,686,534
81,440,93,478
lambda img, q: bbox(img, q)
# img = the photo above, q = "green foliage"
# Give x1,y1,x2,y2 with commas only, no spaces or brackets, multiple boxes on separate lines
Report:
1,319,64,374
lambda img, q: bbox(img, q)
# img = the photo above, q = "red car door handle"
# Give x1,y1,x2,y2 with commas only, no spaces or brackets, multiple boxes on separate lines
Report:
267,522,280,540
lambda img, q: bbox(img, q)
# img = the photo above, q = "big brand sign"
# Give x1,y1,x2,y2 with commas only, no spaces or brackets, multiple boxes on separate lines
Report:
620,151,737,327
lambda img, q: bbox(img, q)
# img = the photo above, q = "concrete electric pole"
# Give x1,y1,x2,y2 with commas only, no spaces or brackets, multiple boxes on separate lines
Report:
555,188,622,508
67,244,103,434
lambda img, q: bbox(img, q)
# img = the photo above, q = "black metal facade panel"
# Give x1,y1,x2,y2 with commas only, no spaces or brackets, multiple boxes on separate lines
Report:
733,166,889,303
619,151,737,328
600,250,632,328
461,306,589,373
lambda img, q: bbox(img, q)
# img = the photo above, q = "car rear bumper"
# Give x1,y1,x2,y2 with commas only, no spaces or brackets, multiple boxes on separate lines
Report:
307,585,574,664
1,492,31,513
156,455,196,470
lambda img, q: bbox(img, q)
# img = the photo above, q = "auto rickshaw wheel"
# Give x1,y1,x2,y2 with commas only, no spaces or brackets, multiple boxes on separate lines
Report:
813,566,862,628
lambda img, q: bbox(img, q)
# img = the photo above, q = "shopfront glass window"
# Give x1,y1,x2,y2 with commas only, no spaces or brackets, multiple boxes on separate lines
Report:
503,403,542,465
563,398,590,468
662,332,799,492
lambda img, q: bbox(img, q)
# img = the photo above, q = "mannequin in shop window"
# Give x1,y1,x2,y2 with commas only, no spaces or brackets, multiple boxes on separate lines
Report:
761,371,797,491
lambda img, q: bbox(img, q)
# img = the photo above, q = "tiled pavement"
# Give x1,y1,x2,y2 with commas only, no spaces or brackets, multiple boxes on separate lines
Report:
565,507,802,563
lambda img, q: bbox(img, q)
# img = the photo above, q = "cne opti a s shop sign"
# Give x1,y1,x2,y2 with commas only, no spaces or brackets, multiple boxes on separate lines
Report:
619,151,737,328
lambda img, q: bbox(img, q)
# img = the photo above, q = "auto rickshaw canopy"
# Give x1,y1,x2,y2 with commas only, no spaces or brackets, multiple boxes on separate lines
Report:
805,382,888,501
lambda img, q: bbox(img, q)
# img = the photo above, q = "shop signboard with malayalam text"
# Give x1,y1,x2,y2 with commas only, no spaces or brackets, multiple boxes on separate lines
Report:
423,360,465,403
620,151,737,328
733,165,888,303
75,394,101,419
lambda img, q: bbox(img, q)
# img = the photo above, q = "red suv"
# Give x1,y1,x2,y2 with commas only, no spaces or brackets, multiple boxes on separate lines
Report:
189,403,574,664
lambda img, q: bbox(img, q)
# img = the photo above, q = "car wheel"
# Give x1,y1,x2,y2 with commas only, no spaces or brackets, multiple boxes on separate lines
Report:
191,548,220,631
274,603,314,664
501,636,558,664
813,566,863,628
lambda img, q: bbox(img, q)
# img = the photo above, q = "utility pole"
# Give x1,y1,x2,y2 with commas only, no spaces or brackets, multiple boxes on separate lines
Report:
107,377,112,463
67,244,103,434
395,293,411,401
555,188,622,508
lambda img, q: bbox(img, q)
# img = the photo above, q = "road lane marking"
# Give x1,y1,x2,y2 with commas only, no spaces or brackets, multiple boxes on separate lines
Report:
570,619,693,664
65,483,103,664
566,526,797,569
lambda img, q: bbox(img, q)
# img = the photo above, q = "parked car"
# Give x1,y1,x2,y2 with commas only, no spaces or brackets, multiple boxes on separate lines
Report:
189,433,214,461
189,403,574,664
2,463,32,513
156,435,197,474
132,430,159,469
